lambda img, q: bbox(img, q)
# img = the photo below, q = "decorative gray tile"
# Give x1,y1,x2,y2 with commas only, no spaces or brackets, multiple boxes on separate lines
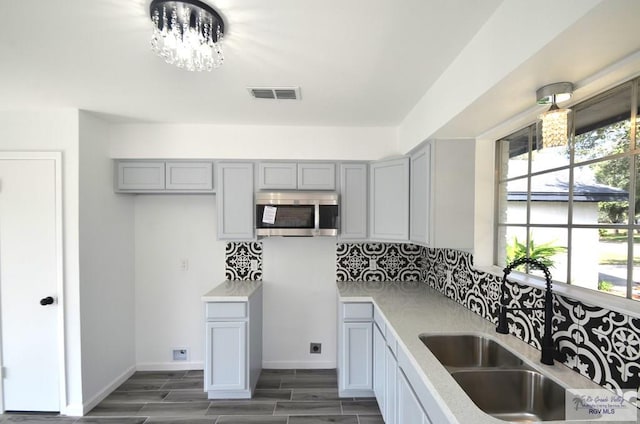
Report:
356,416,384,424
161,379,203,390
163,390,209,402
340,400,380,415
273,401,341,415
279,375,337,389
1,416,76,424
251,390,292,400
102,390,169,403
215,417,287,424
116,381,166,392
288,416,358,424
294,370,336,377
205,402,276,416
138,402,211,417
75,418,147,424
87,403,145,416
260,370,295,376
144,418,217,424
290,389,340,401
185,370,204,378
132,371,187,380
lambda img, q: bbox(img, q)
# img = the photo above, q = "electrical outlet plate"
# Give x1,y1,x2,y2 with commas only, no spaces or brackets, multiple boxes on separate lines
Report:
310,342,322,354
172,348,188,361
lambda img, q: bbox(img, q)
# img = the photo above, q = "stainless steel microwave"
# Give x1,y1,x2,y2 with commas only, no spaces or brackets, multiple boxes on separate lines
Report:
255,191,339,237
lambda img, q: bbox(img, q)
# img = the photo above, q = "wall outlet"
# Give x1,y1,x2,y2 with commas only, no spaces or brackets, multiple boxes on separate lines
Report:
250,259,258,271
369,258,377,271
310,342,322,354
172,348,188,361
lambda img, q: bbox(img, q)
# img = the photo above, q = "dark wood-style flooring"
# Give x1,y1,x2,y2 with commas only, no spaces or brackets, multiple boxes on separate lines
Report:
0,369,382,424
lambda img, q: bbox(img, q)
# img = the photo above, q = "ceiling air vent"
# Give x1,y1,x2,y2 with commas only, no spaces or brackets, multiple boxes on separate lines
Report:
247,87,301,100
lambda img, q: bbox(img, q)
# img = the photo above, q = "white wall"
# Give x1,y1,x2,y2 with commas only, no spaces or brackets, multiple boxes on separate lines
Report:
110,124,399,160
78,112,136,411
261,237,337,368
0,109,83,414
134,195,223,370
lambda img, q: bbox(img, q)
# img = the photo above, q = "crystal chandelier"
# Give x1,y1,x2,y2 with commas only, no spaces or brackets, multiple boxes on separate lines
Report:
536,82,573,149
149,0,225,72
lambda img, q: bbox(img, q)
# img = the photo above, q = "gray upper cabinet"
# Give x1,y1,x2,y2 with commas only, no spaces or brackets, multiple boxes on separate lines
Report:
369,157,409,241
116,161,166,191
297,163,335,190
258,162,297,190
115,160,214,193
339,163,367,239
410,139,475,249
258,162,336,190
410,146,431,245
217,162,254,240
165,161,213,191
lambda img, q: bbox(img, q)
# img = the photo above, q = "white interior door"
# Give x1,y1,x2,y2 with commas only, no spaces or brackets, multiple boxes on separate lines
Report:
0,157,61,412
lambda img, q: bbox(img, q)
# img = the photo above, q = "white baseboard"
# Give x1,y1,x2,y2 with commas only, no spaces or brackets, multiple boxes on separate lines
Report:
79,365,135,416
262,360,336,369
135,361,204,371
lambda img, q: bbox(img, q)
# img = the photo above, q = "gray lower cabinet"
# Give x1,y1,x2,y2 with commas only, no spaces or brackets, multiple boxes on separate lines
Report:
398,369,430,423
217,162,254,240
204,288,262,399
338,302,374,397
339,163,367,239
369,157,410,241
373,321,386,415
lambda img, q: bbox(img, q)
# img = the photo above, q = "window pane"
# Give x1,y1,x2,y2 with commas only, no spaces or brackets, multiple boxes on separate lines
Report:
632,241,640,301
497,126,530,180
529,169,569,224
529,227,568,282
572,228,629,299
573,159,630,225
531,123,569,173
573,84,631,164
498,179,528,224
499,226,528,267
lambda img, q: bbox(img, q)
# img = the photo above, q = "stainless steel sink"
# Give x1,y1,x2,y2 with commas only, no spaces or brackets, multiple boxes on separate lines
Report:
420,334,566,422
451,369,566,422
419,334,525,369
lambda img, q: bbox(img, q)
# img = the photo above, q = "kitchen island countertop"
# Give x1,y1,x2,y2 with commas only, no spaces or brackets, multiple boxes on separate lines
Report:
202,280,262,302
337,281,624,424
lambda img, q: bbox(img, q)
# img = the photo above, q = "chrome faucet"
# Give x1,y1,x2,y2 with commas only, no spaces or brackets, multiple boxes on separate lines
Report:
496,257,555,365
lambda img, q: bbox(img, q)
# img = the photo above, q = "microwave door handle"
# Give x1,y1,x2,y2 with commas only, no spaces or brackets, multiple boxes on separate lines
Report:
314,202,320,235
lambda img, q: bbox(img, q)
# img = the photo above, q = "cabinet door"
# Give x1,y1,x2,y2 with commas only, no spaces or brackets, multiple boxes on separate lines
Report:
373,323,386,415
205,321,247,391
166,161,213,191
258,162,297,189
385,345,398,424
217,163,254,240
116,161,165,191
397,369,429,424
339,163,367,239
410,145,431,245
297,163,335,190
341,322,373,391
369,157,409,241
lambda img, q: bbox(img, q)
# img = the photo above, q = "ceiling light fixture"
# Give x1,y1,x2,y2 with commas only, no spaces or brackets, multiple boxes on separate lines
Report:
149,0,225,72
536,82,574,148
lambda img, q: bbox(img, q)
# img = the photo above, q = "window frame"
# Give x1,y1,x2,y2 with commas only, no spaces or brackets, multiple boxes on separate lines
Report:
494,78,639,301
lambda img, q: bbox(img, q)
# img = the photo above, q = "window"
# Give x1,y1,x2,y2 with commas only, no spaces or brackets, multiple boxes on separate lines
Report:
495,79,639,301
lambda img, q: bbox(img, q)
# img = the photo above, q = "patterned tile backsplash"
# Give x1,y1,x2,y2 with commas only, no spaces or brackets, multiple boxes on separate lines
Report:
337,242,640,396
225,242,262,281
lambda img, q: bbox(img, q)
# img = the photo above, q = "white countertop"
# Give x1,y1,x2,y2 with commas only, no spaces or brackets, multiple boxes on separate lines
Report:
202,280,263,302
337,281,625,424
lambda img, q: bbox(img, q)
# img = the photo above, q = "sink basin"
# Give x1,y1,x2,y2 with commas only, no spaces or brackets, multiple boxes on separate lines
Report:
451,369,566,422
419,334,525,369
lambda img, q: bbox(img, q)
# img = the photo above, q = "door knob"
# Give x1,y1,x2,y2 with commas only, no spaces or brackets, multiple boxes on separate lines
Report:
40,296,54,306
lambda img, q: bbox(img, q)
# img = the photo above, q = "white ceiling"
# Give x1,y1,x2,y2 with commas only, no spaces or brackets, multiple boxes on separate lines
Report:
0,0,502,126
2,0,640,139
